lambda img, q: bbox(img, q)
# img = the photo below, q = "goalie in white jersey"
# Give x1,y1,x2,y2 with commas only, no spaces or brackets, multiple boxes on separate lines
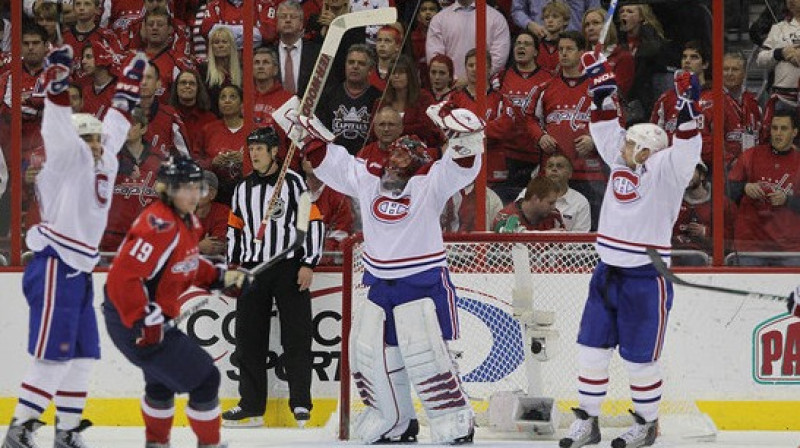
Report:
558,53,702,448
274,98,484,444
2,47,147,448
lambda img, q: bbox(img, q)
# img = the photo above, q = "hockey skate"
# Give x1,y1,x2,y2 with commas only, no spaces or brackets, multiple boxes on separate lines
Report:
374,419,419,444
559,408,600,448
610,410,658,448
54,419,92,448
221,407,263,428
293,407,310,428
2,418,44,448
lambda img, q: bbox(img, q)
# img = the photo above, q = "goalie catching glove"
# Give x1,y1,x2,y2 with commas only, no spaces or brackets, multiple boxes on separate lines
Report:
271,96,335,155
43,45,73,96
673,70,702,126
581,51,617,109
113,52,148,113
426,101,485,158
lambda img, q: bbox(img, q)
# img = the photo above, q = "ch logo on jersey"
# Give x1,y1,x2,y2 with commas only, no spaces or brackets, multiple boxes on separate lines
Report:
148,214,174,233
611,170,641,202
371,196,411,223
95,173,111,206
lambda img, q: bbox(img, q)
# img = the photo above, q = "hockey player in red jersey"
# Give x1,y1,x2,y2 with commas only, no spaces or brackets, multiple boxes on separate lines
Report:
104,155,246,448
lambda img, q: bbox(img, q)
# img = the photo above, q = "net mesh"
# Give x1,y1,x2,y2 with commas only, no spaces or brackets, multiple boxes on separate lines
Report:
341,235,715,438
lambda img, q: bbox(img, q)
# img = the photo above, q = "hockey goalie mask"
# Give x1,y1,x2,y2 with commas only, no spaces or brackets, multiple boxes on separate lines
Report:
624,123,668,167
382,135,431,192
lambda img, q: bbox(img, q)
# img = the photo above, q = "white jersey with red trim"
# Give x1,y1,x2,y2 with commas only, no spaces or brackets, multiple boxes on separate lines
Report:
590,109,701,268
25,98,128,272
314,143,480,279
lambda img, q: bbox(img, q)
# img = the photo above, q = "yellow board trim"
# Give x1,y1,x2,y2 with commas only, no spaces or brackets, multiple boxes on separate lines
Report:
0,398,797,431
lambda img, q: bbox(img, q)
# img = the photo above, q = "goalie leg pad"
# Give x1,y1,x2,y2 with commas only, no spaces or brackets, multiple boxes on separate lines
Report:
350,300,410,443
577,345,614,417
394,298,474,444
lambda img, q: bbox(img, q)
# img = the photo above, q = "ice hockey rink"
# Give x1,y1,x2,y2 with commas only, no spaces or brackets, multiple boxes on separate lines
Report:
6,425,797,448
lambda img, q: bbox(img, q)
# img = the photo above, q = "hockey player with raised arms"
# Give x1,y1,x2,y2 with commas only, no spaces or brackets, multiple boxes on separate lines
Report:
103,154,246,448
273,97,484,444
1,46,146,448
558,52,702,448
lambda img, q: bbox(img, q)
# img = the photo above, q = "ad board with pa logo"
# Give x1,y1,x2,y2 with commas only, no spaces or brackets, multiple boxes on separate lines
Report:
753,313,800,384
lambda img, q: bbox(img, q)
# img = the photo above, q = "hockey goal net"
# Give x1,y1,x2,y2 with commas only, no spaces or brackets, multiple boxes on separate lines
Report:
338,233,716,440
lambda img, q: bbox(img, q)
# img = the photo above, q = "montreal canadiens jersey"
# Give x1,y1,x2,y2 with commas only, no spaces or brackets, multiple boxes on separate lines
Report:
590,109,701,268
26,98,128,272
314,144,481,279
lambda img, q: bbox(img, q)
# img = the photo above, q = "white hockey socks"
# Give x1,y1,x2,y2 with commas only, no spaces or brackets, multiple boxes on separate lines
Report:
394,299,474,444
14,358,71,422
577,345,614,417
624,360,663,422
54,358,93,430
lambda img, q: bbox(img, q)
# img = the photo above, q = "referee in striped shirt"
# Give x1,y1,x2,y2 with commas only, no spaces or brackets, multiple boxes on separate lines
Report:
223,126,325,427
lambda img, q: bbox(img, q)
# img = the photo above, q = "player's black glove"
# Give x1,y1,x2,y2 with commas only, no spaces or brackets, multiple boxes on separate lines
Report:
582,51,617,109
674,70,702,126
135,303,164,347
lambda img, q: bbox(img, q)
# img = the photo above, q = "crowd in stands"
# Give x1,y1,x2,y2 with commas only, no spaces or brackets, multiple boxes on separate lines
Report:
0,0,798,266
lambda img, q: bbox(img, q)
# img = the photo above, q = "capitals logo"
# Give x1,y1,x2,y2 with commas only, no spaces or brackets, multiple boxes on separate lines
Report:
371,196,411,223
611,169,640,202
332,106,371,140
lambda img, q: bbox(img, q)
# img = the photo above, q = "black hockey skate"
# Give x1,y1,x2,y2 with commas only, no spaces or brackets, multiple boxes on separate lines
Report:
450,426,474,445
54,419,92,448
611,410,658,448
374,419,419,444
559,408,600,448
2,418,45,448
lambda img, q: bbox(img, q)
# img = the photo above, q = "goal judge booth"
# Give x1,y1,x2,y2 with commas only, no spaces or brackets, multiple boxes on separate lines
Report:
558,53,703,448
272,97,485,444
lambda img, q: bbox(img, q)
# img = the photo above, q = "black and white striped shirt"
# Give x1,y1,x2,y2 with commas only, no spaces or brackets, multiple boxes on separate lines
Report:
227,169,324,267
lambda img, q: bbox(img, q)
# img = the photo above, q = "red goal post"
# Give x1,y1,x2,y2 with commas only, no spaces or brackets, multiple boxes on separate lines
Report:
338,233,716,441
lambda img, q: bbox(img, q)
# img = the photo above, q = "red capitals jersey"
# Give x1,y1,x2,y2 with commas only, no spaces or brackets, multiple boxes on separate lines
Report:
492,200,565,232
310,184,354,265
144,100,191,157
0,66,45,152
101,144,165,252
721,89,761,168
650,88,714,166
494,66,552,163
106,200,220,328
199,201,231,242
81,77,117,118
253,83,294,126
122,17,192,58
728,144,800,251
527,75,610,181
174,104,218,156
107,0,144,32
193,119,253,186
147,46,196,104
62,25,124,77
449,87,518,183
200,0,279,46
672,193,736,252
536,38,559,73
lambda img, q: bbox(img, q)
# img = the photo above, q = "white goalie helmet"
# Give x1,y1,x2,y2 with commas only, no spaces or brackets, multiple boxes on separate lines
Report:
625,123,668,160
72,113,103,137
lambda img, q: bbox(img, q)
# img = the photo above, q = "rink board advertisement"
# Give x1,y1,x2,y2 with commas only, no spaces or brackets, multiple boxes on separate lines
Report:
0,271,799,430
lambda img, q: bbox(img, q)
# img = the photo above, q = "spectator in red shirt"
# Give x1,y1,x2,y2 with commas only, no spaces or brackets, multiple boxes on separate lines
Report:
140,6,196,104
410,0,440,90
194,84,251,204
536,1,569,73
492,176,564,232
80,38,119,117
582,7,634,99
369,25,402,91
720,52,761,170
169,69,217,153
63,0,124,77
301,159,353,265
427,53,455,101
375,54,441,148
200,25,242,116
68,83,85,112
139,61,192,156
197,170,231,258
253,47,293,127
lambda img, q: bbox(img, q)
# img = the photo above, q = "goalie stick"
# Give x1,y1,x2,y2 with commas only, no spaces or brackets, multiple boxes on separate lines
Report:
645,248,788,303
254,7,398,243
241,191,312,280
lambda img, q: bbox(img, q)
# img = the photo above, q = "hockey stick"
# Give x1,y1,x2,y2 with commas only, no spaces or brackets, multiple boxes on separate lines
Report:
254,7,397,243
164,296,210,331
645,248,788,303
240,191,312,280
594,0,619,55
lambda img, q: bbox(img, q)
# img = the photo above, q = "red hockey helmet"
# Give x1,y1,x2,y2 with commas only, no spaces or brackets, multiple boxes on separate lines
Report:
386,135,432,178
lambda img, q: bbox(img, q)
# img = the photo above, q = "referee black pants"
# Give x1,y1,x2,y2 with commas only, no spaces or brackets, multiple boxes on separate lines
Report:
234,257,313,414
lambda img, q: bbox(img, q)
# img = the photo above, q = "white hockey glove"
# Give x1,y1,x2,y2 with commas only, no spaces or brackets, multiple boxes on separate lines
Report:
272,96,335,153
427,101,485,158
135,303,164,347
